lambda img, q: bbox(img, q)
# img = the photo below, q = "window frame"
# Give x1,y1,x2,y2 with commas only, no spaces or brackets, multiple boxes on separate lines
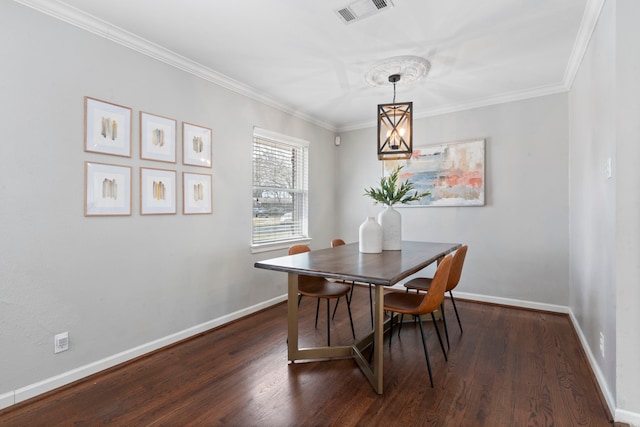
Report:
250,127,310,253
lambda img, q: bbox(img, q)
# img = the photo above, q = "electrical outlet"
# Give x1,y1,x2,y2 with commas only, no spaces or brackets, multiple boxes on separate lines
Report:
599,332,604,359
54,332,69,354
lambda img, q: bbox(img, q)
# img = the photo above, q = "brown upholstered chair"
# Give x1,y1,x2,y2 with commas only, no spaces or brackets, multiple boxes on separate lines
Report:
384,255,452,387
330,239,374,328
289,244,355,346
330,238,346,248
404,245,468,348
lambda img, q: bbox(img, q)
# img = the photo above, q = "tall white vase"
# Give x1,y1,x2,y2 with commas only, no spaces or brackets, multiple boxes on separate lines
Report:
378,205,402,250
359,217,382,253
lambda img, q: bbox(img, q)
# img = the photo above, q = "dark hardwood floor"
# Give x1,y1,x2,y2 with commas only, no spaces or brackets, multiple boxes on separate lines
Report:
0,285,615,426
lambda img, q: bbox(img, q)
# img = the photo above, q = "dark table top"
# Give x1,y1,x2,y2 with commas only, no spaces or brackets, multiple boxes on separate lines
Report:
254,241,461,286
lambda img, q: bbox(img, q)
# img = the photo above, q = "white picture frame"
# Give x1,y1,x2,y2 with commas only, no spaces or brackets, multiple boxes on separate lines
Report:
183,172,212,214
182,122,212,167
140,112,177,163
84,97,132,157
140,167,177,215
85,161,132,216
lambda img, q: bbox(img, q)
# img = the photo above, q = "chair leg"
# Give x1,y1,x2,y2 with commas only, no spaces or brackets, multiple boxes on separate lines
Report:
346,293,356,340
332,297,340,319
441,303,450,350
331,280,356,319
389,312,394,348
315,299,320,328
430,312,447,361
398,314,404,337
334,282,355,320
326,299,331,346
416,314,434,388
298,294,302,306
449,291,463,333
369,284,374,328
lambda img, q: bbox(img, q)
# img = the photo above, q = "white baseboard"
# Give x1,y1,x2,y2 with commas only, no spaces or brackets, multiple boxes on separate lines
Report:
451,292,639,426
3,291,639,426
4,294,287,409
0,391,14,411
615,409,640,427
566,310,617,419
452,290,571,314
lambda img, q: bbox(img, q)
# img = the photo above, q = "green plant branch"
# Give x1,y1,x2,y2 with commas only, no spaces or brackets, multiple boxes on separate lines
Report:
363,165,430,205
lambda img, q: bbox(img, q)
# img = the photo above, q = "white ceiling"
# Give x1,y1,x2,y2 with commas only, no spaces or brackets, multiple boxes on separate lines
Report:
18,0,601,131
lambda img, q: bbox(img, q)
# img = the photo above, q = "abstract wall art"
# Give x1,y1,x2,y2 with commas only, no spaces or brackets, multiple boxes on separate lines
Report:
183,172,212,214
85,97,132,157
384,138,485,206
182,122,212,167
140,167,177,215
85,161,132,216
140,112,177,163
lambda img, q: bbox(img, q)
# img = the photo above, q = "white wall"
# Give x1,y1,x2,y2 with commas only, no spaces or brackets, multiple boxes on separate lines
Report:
336,94,570,305
615,0,640,419
3,0,638,421
570,0,640,422
0,1,336,402
568,0,617,405
569,0,640,425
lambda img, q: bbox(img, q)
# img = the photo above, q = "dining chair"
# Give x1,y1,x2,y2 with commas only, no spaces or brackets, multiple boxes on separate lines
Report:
383,254,452,388
289,244,355,346
330,239,374,328
404,245,468,349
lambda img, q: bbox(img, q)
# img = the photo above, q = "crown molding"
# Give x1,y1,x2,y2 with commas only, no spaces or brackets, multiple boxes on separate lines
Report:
414,82,570,121
563,0,607,89
340,0,606,133
338,82,569,132
12,0,337,132
339,0,605,133
14,0,603,134
338,0,605,133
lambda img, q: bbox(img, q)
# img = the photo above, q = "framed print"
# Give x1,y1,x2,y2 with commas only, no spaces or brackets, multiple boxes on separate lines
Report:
84,97,132,157
140,167,177,215
383,138,485,207
85,162,132,216
183,172,212,214
183,122,212,167
140,111,177,163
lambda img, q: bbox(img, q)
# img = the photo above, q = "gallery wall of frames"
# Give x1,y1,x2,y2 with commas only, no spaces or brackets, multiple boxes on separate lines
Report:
83,96,213,216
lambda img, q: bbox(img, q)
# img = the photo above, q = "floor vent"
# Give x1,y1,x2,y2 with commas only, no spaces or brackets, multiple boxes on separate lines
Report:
335,0,394,24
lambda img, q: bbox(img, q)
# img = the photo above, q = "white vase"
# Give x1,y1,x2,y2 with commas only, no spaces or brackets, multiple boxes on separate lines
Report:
359,217,382,253
378,205,402,250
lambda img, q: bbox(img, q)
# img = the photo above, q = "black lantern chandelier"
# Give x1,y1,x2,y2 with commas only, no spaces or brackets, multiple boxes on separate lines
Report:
377,74,412,160
367,56,429,161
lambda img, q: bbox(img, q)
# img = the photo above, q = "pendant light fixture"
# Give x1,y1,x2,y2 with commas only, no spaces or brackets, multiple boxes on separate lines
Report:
366,55,430,161
377,74,412,160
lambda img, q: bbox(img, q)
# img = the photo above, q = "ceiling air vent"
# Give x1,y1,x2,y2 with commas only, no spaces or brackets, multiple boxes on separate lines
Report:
335,0,394,24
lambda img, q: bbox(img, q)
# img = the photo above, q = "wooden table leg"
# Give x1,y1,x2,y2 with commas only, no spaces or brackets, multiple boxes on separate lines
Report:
287,273,299,361
372,284,384,394
287,273,351,362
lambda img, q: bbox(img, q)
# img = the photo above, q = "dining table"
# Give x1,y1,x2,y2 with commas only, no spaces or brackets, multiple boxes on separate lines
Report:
254,240,461,394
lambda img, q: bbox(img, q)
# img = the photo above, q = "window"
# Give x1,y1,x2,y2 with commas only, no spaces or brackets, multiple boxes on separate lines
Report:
251,127,309,252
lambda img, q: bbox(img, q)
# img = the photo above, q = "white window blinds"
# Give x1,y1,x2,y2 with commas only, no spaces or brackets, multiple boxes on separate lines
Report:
252,127,309,247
